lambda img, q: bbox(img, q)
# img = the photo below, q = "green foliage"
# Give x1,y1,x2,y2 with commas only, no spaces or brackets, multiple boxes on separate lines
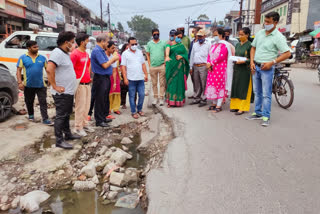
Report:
127,15,159,45
197,14,210,20
218,21,225,26
117,22,124,32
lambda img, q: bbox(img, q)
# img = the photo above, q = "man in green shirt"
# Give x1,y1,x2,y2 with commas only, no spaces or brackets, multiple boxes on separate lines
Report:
177,24,191,52
146,28,167,106
247,12,291,127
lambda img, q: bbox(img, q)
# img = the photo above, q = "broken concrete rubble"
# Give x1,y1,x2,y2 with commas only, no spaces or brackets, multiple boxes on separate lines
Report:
109,172,126,187
73,181,96,191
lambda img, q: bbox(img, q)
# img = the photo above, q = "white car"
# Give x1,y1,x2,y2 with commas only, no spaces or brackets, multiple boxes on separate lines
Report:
0,31,58,78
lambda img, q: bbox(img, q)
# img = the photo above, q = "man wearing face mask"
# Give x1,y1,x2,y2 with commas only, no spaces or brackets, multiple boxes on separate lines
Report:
90,34,119,128
224,29,235,56
247,12,291,127
146,29,167,106
177,24,191,52
167,29,176,46
189,29,211,107
47,31,80,150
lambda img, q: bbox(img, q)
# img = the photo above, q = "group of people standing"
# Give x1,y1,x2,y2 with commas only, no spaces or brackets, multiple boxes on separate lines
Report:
147,11,290,127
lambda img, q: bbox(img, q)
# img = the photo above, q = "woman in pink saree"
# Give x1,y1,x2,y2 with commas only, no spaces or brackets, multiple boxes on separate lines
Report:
205,28,229,113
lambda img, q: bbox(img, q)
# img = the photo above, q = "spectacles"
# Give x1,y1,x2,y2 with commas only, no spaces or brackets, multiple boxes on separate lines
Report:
153,34,159,36
131,43,138,46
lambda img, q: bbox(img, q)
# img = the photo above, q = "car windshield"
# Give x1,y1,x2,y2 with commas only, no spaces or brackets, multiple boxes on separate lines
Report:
36,36,57,51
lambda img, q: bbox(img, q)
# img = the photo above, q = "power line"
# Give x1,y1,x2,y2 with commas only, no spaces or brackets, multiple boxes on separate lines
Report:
110,0,234,15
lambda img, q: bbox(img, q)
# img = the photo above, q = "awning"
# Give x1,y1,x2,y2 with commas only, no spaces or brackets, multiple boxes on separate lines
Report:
309,28,320,38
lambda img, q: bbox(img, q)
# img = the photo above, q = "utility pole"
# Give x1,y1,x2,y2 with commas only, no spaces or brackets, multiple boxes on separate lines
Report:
107,2,111,32
185,16,193,37
100,0,103,33
239,0,243,30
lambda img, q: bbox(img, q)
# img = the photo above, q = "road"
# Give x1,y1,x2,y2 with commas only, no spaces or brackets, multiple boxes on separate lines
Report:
146,67,320,214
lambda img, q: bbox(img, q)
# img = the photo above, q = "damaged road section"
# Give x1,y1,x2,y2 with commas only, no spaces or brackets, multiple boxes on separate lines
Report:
0,108,174,213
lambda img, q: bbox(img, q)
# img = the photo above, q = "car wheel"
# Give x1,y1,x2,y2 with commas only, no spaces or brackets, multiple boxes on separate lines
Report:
0,91,13,122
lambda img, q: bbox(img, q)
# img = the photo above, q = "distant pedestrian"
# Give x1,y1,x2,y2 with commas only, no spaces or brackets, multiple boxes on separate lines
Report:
119,43,129,109
121,37,148,119
16,40,53,125
205,28,231,113
230,28,253,115
189,29,211,107
177,24,191,52
246,12,291,126
70,33,94,137
90,34,119,127
146,28,167,106
165,31,189,107
46,31,81,150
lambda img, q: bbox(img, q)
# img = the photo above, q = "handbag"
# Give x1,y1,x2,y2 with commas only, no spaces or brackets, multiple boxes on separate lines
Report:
74,55,88,93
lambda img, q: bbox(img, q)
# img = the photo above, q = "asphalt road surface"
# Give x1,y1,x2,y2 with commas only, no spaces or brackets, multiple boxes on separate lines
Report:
147,67,320,214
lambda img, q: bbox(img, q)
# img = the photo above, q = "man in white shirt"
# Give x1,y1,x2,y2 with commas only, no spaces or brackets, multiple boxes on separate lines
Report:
121,37,148,119
189,29,211,107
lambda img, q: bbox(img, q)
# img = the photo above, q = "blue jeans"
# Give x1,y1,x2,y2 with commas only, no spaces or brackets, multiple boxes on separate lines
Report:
128,80,145,114
253,65,274,119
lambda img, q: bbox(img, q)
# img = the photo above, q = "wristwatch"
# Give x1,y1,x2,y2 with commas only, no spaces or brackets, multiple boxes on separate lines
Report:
273,60,277,64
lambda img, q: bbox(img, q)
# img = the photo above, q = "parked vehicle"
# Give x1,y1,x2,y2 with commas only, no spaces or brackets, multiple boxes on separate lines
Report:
0,31,58,77
282,40,299,67
318,64,320,83
0,67,18,122
273,64,294,109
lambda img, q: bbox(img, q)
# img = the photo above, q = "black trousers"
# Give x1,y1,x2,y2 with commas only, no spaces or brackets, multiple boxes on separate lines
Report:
88,83,95,116
24,87,48,120
120,80,128,106
92,73,110,124
53,94,74,143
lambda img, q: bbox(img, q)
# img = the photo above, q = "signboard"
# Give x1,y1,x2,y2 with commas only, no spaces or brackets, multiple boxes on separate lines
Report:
194,21,212,25
41,5,57,28
55,2,64,23
299,35,312,42
261,0,288,13
5,1,25,18
286,0,293,25
9,0,25,6
91,26,108,36
65,23,77,33
26,10,42,24
0,0,5,10
314,21,320,30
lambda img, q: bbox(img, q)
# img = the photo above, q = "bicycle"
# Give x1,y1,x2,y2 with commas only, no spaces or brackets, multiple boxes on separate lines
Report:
272,64,294,109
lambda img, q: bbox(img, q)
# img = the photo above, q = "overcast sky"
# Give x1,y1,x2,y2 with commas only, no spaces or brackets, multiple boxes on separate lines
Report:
78,0,239,40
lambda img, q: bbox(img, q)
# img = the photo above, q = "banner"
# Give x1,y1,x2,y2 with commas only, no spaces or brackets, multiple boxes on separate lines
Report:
5,1,25,18
91,26,108,36
65,23,77,33
41,5,57,28
0,0,5,10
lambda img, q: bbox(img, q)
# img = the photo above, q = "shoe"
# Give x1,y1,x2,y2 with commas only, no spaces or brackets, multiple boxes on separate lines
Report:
105,118,112,123
198,102,207,107
96,122,110,127
235,111,245,116
106,115,115,119
74,129,87,137
245,113,263,120
65,133,82,141
230,109,239,112
87,115,92,121
261,117,270,127
43,119,54,126
84,126,95,133
28,115,35,122
152,99,158,105
56,141,73,150
190,100,200,105
159,100,164,106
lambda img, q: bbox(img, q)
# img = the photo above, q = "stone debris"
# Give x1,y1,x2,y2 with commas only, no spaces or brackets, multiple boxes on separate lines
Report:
80,162,96,178
109,172,126,187
92,175,99,185
11,196,20,209
107,191,118,200
19,190,50,212
98,146,108,156
110,185,123,192
120,137,133,145
0,195,8,204
115,193,140,209
122,145,129,151
73,181,96,191
124,168,139,185
109,150,130,166
0,204,10,211
103,162,118,175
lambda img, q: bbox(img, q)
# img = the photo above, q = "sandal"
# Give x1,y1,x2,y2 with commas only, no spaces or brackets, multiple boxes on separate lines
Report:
132,113,139,119
114,111,121,115
138,111,145,116
122,105,127,109
212,107,222,113
208,105,216,111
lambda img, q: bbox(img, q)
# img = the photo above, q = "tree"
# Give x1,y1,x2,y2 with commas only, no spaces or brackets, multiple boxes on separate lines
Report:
197,14,210,20
218,21,225,26
117,22,124,32
127,15,159,45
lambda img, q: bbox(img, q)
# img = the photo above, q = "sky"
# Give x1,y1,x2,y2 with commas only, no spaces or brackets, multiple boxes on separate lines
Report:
78,0,240,40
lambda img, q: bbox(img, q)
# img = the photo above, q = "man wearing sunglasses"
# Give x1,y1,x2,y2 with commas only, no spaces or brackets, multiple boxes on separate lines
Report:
146,28,167,106
121,37,148,119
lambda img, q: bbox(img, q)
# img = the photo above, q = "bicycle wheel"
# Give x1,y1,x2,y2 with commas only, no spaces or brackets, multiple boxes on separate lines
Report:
274,76,294,109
